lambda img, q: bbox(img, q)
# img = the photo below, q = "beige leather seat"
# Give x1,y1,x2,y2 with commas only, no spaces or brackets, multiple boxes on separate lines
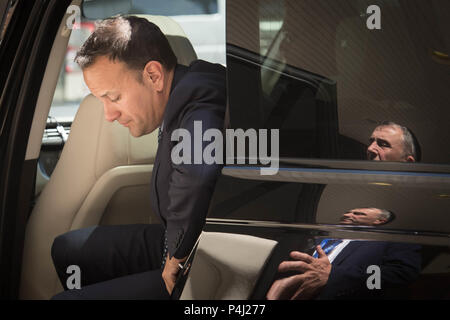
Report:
20,15,197,300
180,232,277,300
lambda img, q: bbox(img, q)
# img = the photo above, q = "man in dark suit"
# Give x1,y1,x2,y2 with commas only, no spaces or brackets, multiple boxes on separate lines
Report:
266,239,421,300
267,122,422,300
318,241,421,299
51,16,226,299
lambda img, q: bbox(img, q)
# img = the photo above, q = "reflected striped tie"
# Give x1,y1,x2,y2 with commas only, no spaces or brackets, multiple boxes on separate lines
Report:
313,238,342,258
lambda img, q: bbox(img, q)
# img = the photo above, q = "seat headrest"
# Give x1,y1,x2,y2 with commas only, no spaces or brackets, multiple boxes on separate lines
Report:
135,14,197,66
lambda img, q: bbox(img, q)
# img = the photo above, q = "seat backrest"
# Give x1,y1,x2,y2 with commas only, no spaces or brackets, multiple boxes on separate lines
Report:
180,232,278,300
20,15,197,300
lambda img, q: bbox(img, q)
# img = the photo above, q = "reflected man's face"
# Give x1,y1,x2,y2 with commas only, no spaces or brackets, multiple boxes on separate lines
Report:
367,125,414,162
340,208,387,226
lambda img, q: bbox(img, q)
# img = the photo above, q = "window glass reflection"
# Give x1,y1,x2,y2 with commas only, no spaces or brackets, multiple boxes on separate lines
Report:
227,0,450,164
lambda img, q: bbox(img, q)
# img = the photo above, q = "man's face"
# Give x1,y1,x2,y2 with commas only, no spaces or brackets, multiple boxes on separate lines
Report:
83,56,165,137
340,208,386,226
367,125,411,162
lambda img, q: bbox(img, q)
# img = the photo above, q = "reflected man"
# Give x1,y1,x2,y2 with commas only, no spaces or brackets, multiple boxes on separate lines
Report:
367,121,420,162
340,207,395,226
267,122,421,300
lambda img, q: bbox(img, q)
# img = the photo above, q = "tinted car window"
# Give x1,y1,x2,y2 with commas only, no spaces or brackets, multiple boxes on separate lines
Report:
226,0,450,164
212,0,450,233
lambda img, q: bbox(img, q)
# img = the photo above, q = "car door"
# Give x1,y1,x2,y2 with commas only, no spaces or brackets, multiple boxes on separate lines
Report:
180,0,450,300
0,0,72,299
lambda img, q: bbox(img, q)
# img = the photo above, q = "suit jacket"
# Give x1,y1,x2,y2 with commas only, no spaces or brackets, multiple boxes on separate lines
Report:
150,60,227,259
317,241,422,299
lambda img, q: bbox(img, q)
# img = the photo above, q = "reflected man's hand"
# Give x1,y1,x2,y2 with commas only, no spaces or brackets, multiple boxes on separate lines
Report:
266,245,331,300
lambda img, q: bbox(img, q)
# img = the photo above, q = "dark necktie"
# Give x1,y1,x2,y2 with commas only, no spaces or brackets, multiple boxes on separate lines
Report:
158,121,164,143
158,121,166,267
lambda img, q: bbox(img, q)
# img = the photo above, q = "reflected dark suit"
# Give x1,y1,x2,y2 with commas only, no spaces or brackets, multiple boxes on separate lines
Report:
318,241,422,299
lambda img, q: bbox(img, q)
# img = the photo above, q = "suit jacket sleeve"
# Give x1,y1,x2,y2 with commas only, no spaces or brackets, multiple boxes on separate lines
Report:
166,80,226,259
318,242,422,299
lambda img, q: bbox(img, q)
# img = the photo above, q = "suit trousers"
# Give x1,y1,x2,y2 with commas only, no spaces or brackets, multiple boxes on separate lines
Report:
51,224,171,300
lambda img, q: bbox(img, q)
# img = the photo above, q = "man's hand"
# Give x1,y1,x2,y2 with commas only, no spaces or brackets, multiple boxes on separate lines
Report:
162,255,187,295
266,245,332,300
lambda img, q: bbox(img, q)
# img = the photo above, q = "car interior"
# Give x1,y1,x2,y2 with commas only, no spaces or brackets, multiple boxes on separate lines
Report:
20,1,257,300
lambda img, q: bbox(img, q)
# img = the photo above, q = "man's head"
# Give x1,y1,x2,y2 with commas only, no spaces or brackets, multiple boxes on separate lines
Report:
367,121,420,162
340,207,395,226
75,16,177,137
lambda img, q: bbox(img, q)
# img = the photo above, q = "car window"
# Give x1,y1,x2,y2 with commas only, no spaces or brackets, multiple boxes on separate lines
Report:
51,21,93,109
227,0,450,165
131,0,218,16
214,0,450,231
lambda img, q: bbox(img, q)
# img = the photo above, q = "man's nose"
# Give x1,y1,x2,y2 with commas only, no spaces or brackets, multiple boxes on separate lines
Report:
368,140,377,151
367,140,379,156
103,103,120,122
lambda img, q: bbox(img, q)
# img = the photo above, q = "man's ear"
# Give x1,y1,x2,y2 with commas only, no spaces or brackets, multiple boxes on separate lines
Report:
143,60,165,92
406,155,416,162
373,218,387,225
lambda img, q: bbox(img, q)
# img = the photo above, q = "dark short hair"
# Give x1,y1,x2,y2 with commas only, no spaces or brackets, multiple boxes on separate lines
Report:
75,16,177,74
